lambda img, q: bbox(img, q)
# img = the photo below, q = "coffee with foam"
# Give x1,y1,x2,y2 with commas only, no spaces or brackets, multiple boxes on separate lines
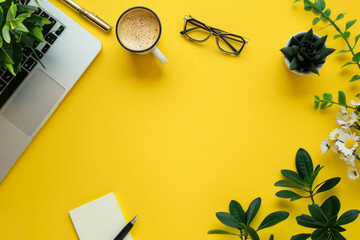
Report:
117,9,160,51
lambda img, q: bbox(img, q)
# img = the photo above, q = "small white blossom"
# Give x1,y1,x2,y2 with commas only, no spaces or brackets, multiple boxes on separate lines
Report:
340,154,356,166
336,132,359,156
329,128,345,141
320,139,331,154
350,100,360,106
336,112,357,129
348,166,359,180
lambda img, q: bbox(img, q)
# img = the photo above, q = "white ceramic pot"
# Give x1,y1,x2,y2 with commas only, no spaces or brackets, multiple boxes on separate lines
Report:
283,31,326,75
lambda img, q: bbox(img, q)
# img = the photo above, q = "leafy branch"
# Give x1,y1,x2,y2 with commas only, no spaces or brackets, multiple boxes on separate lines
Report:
275,148,359,240
208,198,289,240
295,0,360,82
314,91,357,110
275,148,340,204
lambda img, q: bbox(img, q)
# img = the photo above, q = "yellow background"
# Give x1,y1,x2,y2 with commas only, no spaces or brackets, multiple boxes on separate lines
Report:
1,0,360,239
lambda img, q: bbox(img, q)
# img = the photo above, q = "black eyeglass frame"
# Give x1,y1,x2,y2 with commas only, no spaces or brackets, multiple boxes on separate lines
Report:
180,15,249,56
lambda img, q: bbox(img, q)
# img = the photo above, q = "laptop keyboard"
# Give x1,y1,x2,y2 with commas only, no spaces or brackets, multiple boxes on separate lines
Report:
0,0,65,109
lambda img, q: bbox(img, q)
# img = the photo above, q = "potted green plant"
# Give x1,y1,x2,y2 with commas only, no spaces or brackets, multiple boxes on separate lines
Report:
281,29,335,75
0,0,50,76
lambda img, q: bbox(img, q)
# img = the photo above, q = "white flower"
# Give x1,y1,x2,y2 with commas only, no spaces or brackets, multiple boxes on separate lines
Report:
320,139,331,154
350,100,360,106
347,166,359,180
336,132,359,156
339,106,348,114
332,143,339,153
340,154,356,166
336,112,357,129
329,128,345,141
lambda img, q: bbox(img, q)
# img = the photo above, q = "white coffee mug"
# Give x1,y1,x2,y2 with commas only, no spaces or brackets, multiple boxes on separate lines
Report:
116,6,168,65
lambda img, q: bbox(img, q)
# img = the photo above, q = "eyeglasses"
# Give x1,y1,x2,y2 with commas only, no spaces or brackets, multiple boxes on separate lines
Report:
180,15,249,56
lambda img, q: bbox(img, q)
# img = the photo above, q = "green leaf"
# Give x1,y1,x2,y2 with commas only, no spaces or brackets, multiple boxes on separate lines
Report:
344,31,350,39
245,226,260,240
314,101,319,110
338,91,346,106
335,210,360,225
290,234,311,240
281,45,299,59
281,170,308,187
320,101,328,110
314,36,327,50
0,48,14,64
313,17,321,25
316,177,341,194
5,63,15,76
337,50,350,54
345,19,357,31
216,212,241,229
308,62,319,75
208,229,238,235
341,62,356,68
324,8,331,17
274,180,304,190
0,6,3,29
276,190,303,201
352,52,360,63
333,34,342,40
24,15,51,24
10,19,29,32
323,93,332,103
314,0,325,12
229,200,246,224
296,148,313,181
335,13,345,21
311,228,327,239
269,234,274,240
304,0,312,11
321,196,341,219
296,214,324,228
290,57,300,70
350,75,360,82
257,211,289,231
314,95,320,101
308,204,328,223
310,165,323,184
354,34,360,49
6,2,17,21
246,198,261,225
331,229,346,240
2,22,10,43
24,23,45,42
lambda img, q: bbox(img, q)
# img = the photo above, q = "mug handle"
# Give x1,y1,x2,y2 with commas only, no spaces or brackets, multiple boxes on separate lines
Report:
152,46,168,65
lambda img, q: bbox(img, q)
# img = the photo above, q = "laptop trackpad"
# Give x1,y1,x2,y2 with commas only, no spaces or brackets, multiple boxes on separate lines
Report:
2,69,65,136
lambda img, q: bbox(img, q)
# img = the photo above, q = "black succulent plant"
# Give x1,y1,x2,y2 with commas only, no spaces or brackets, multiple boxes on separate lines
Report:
281,29,335,75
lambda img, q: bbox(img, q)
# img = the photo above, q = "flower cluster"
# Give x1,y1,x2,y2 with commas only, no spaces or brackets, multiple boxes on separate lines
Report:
321,102,360,180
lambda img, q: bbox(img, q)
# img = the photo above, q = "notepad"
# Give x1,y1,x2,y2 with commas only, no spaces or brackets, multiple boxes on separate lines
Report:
69,193,133,240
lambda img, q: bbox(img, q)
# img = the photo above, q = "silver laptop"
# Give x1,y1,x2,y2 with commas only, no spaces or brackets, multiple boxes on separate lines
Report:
0,0,102,182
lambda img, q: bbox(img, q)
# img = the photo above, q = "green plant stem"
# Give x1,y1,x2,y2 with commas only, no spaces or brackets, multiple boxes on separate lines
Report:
319,100,357,110
309,1,360,69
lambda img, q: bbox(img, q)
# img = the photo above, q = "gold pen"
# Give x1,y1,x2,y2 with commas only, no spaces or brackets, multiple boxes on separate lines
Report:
61,0,113,32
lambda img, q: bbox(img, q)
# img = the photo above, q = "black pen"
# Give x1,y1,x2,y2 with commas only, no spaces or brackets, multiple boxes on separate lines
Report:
114,215,138,240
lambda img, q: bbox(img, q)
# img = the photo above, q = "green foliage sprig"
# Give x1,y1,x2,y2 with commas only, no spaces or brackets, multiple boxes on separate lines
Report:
208,198,289,240
294,0,360,82
275,148,359,240
0,0,50,75
275,148,340,203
